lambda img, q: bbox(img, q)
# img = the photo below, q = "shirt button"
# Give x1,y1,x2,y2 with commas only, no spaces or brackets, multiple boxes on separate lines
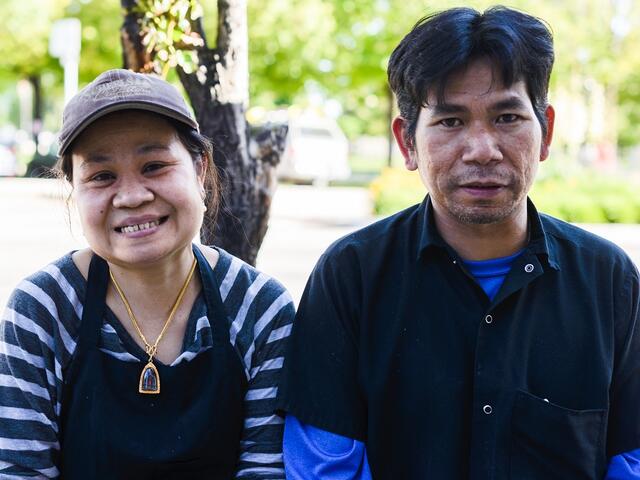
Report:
485,314,493,324
524,263,534,273
483,404,493,415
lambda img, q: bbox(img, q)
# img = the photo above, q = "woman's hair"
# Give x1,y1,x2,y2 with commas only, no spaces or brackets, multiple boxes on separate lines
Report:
54,114,220,227
169,119,221,228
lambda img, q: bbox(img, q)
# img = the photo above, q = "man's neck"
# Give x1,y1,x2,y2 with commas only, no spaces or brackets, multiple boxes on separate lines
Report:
433,204,529,261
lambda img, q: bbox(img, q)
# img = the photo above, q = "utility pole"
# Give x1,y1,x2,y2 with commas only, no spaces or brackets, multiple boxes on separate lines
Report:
49,18,82,105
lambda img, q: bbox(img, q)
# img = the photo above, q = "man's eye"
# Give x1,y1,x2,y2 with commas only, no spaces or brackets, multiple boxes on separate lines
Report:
439,118,462,127
497,113,520,123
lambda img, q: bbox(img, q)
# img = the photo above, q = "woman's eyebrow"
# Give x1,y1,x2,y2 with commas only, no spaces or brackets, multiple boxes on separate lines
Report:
80,154,111,169
138,143,170,153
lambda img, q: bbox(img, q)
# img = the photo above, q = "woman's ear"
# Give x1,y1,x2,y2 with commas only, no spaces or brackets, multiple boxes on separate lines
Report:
196,154,208,190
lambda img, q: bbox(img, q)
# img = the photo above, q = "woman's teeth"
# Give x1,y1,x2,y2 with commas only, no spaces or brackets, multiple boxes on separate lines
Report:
121,220,160,233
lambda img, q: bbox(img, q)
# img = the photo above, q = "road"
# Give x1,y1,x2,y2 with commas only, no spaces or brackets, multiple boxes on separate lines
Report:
1,177,640,307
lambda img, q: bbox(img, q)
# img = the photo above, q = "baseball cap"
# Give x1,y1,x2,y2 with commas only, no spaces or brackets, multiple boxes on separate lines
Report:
58,69,199,156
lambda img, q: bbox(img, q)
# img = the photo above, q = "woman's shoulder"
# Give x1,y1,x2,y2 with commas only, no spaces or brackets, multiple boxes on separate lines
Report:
200,244,292,303
8,251,85,309
201,245,295,376
2,251,85,366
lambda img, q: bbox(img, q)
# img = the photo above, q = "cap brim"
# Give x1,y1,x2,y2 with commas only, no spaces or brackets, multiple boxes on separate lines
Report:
58,101,199,156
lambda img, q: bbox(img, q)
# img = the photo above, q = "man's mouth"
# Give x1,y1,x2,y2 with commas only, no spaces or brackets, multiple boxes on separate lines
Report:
115,216,168,233
460,182,505,189
457,182,508,198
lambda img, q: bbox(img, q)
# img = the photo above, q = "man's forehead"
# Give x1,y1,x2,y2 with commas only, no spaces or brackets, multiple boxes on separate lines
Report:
424,64,530,108
424,94,531,117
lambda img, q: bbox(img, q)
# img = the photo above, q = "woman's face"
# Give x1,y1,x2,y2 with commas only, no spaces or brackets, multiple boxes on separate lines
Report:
71,110,206,268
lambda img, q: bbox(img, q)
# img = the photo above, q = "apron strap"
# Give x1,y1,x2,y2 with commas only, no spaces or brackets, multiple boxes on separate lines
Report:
79,254,110,350
64,253,109,386
193,245,231,347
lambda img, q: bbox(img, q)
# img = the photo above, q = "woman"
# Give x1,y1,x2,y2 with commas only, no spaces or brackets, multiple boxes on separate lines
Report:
0,69,294,479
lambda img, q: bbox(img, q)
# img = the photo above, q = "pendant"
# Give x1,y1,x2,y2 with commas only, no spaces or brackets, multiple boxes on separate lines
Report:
139,361,160,394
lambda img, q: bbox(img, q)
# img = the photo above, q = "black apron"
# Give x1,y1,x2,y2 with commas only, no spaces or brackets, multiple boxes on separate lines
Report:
59,246,246,479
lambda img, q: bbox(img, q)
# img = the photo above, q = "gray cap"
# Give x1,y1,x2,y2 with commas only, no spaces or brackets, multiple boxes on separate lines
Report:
58,69,199,156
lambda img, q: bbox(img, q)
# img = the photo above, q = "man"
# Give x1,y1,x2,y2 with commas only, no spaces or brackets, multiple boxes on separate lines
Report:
276,6,640,479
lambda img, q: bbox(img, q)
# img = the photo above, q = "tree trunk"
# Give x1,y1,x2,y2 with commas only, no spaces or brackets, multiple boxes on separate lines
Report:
120,0,287,265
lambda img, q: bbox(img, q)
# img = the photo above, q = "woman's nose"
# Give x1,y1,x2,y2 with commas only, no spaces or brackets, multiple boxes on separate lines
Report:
112,179,154,208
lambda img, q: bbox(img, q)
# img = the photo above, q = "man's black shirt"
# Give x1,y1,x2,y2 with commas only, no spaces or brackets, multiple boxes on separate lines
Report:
277,196,640,480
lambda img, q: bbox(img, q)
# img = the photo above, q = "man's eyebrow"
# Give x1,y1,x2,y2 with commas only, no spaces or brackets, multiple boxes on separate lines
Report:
490,96,530,111
427,103,469,116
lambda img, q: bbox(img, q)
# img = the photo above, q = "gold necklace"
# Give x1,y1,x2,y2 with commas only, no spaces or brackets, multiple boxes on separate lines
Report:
109,256,198,394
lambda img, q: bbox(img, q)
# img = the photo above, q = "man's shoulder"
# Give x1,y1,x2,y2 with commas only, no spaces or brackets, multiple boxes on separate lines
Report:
540,213,636,268
322,202,423,261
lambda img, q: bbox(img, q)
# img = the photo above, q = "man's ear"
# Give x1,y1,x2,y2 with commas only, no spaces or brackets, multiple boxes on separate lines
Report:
392,116,418,171
540,105,555,162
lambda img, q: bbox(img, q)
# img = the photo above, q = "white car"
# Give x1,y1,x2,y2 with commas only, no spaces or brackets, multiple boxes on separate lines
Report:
277,117,351,185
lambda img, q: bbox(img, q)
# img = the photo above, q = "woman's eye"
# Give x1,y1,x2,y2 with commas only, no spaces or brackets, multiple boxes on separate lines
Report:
143,163,166,173
439,118,462,127
497,113,520,123
90,172,114,183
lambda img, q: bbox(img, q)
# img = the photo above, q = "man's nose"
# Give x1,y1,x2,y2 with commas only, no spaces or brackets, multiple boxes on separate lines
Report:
112,178,154,208
461,126,503,164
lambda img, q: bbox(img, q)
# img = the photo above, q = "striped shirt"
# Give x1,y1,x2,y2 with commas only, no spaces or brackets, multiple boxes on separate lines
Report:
0,247,295,479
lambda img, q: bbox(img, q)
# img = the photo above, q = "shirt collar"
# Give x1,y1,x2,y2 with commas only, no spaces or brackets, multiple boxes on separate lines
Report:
416,195,448,259
416,195,560,270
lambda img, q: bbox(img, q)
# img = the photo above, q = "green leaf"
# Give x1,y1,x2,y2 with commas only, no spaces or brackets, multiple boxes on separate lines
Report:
157,48,169,61
190,2,203,21
172,28,185,43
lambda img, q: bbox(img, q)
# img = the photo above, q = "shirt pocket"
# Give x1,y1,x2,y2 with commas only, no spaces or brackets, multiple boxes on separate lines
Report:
510,390,606,480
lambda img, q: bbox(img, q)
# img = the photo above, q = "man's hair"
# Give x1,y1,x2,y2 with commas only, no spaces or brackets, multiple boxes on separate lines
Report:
387,6,554,147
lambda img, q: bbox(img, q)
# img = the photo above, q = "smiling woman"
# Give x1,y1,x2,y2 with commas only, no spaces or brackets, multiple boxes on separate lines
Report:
67,111,208,268
0,69,294,479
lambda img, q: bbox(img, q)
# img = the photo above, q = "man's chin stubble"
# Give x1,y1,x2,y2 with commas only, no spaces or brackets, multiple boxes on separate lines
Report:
448,202,521,226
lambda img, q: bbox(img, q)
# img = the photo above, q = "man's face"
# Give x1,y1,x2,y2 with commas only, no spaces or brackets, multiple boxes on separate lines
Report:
393,58,554,226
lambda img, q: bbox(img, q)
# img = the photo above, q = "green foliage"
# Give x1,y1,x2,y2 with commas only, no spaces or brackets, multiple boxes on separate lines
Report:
134,0,204,76
369,167,424,215
0,0,65,81
65,1,123,82
530,173,640,223
619,78,640,147
370,167,640,223
247,0,336,106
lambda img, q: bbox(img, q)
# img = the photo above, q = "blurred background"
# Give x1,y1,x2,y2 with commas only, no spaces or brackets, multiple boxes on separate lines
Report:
1,0,640,305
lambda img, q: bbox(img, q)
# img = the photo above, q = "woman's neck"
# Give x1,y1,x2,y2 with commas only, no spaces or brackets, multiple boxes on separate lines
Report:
107,246,196,296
